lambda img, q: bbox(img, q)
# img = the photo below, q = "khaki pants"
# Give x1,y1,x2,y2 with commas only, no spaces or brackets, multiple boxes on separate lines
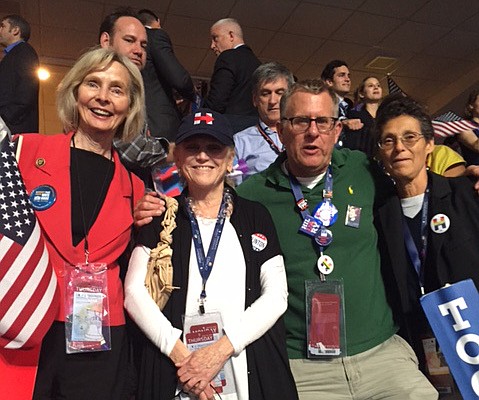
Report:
289,335,438,400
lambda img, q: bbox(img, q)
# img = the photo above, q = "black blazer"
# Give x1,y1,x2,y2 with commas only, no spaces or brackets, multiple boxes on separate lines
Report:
375,171,479,363
0,41,39,134
141,28,195,141
203,45,260,118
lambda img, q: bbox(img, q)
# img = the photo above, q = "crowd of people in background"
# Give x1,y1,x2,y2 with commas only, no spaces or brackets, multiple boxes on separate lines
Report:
1,6,479,400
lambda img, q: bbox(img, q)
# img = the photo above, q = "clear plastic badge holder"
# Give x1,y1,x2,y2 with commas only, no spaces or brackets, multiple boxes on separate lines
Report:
182,311,237,396
305,279,347,358
64,262,111,354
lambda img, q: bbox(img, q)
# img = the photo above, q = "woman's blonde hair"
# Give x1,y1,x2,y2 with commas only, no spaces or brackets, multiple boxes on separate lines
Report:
56,46,145,142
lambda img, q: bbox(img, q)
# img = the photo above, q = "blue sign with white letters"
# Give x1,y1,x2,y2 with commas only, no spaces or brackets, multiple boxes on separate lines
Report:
421,279,479,399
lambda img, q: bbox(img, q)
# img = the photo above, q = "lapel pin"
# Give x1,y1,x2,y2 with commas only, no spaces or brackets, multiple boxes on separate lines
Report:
29,185,56,210
430,213,450,234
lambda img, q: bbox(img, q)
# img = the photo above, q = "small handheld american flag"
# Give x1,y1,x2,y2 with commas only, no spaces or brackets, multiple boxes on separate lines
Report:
0,122,58,349
432,111,478,138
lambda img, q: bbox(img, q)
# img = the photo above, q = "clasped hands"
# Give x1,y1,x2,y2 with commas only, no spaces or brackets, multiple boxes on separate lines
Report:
172,336,234,400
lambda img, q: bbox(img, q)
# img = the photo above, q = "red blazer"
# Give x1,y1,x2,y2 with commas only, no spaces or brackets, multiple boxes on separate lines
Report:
16,132,144,326
1,132,144,399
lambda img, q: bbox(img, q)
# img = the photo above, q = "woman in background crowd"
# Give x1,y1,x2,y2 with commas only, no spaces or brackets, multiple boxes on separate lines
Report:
456,89,479,165
343,76,382,157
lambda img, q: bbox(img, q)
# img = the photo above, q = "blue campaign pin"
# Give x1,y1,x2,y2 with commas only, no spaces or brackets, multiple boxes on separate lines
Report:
299,215,321,237
29,185,57,210
315,228,333,247
312,201,338,227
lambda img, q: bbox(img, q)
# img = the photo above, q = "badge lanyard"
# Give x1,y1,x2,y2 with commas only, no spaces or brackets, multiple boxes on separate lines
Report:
257,124,282,155
402,186,429,295
288,166,338,280
71,136,113,264
185,191,230,314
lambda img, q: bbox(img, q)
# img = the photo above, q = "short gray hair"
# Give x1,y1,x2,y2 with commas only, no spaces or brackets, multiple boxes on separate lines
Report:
212,18,243,39
280,79,338,118
252,62,294,94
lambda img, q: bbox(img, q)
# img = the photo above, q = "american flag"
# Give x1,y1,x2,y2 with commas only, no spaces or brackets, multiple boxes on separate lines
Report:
0,128,58,349
432,111,478,138
387,75,407,96
434,111,463,123
385,78,477,138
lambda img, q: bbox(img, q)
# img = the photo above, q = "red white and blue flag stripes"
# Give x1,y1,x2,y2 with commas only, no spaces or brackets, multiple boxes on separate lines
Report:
0,126,58,350
387,76,478,138
431,111,478,138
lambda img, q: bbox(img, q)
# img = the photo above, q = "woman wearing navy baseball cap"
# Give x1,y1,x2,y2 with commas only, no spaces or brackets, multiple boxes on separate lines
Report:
125,109,298,399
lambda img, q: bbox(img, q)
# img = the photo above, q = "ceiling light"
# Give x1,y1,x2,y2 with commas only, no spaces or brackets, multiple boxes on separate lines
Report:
37,67,50,81
365,56,397,70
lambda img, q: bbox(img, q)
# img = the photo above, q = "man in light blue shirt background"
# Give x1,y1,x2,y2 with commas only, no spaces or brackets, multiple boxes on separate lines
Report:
233,62,294,183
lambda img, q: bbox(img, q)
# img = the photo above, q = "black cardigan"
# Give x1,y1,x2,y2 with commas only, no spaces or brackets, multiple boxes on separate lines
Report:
134,189,298,399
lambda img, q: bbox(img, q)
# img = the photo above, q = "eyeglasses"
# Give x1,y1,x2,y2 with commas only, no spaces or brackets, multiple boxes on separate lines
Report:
377,132,425,149
281,116,338,134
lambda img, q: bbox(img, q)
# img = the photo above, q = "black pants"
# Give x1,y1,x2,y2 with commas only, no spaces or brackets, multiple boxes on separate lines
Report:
33,321,133,400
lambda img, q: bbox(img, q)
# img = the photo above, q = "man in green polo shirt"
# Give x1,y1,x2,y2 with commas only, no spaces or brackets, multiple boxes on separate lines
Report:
237,79,437,399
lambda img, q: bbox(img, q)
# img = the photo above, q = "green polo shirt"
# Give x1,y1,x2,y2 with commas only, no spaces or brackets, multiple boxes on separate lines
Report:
237,149,397,358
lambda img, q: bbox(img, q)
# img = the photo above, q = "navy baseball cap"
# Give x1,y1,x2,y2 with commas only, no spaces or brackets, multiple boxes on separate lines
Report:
176,108,234,146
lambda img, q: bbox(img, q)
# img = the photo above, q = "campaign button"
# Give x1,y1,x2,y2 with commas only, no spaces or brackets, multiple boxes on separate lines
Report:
29,185,56,210
317,255,334,275
315,228,333,247
430,213,450,234
313,201,338,227
251,233,268,252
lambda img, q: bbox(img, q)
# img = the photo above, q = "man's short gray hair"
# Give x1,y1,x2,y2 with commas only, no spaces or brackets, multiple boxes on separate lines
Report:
252,62,294,94
212,18,243,39
280,79,339,118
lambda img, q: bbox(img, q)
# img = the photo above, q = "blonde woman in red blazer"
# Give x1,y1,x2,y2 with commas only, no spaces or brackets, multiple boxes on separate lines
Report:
2,47,145,400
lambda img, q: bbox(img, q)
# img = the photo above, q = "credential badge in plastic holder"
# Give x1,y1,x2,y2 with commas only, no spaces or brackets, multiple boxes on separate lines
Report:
183,311,237,396
64,263,111,354
305,279,346,358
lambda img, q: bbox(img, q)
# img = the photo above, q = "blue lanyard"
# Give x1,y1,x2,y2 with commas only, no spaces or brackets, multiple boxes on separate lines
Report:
288,165,335,250
185,192,229,314
402,187,429,294
289,173,313,220
322,167,334,202
289,166,333,218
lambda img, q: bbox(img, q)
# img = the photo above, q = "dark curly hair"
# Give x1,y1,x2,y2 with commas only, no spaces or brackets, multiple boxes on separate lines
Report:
374,94,434,143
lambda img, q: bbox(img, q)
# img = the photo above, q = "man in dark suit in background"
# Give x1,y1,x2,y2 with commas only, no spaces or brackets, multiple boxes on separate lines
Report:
0,14,39,134
204,18,260,132
137,9,195,142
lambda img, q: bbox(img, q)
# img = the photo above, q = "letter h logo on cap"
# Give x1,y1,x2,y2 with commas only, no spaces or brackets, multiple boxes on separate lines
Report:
194,112,214,125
